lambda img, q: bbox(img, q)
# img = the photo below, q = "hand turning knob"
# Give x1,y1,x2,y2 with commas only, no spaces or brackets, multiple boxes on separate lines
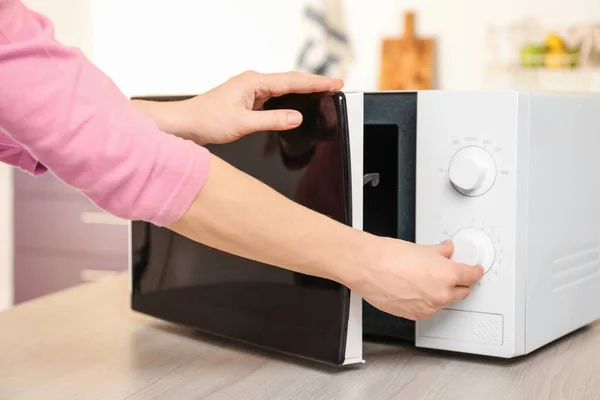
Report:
448,146,496,196
450,228,495,274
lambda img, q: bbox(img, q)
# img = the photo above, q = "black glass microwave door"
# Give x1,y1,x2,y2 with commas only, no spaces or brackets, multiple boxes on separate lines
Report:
131,92,356,365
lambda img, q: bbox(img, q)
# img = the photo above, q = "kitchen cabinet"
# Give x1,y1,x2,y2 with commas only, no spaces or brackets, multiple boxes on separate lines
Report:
13,169,128,304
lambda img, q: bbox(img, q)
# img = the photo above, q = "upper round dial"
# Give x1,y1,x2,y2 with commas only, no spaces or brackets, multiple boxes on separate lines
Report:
448,146,497,196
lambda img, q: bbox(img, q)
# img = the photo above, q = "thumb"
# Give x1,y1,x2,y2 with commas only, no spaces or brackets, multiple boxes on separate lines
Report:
243,109,303,133
430,240,454,259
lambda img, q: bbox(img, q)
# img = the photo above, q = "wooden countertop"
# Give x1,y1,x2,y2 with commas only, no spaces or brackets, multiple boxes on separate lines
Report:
1,274,599,400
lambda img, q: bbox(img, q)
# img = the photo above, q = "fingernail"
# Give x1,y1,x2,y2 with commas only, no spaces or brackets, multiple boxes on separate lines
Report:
288,112,302,125
331,78,344,89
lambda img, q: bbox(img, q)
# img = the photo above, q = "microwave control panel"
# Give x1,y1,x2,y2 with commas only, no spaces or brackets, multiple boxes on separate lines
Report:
414,91,523,357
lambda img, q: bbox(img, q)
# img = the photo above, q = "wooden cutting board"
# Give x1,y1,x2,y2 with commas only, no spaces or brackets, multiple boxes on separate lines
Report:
378,11,435,90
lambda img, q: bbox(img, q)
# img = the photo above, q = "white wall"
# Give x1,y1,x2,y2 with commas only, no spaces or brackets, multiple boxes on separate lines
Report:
91,0,600,96
90,0,307,96
0,0,94,311
23,0,94,58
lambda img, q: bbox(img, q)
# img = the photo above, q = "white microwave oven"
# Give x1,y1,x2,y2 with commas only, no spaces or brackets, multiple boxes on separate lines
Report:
130,90,600,366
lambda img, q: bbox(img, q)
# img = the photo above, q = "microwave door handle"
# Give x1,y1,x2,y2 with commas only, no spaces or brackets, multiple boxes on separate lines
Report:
363,173,380,187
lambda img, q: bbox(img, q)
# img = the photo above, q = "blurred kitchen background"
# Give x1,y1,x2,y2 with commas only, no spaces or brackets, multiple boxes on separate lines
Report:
1,0,599,311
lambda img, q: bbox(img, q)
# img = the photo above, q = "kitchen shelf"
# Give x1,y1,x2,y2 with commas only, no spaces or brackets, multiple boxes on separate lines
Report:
484,65,600,92
483,19,600,92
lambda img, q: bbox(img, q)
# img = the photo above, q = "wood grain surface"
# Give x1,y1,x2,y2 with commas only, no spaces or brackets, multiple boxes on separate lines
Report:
378,11,435,90
1,274,598,400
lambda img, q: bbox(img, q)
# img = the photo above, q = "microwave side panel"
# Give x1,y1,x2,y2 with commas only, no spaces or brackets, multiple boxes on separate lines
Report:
342,91,365,365
524,92,600,353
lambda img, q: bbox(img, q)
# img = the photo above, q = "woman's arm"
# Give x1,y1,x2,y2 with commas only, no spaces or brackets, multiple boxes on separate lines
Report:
168,154,483,320
0,0,208,225
168,154,364,284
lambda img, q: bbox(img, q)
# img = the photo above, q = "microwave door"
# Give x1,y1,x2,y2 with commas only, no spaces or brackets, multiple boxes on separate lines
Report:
131,92,364,366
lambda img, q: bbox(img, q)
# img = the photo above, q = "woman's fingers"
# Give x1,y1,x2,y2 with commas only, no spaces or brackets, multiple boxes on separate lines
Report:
241,109,303,133
453,263,485,287
247,71,344,97
453,286,471,302
430,240,483,287
430,240,454,258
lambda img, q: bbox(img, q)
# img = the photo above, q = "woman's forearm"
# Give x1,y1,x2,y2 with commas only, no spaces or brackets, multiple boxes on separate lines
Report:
168,154,372,286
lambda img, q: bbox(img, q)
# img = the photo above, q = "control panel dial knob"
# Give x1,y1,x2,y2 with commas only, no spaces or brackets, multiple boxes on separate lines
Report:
448,146,497,196
450,228,496,274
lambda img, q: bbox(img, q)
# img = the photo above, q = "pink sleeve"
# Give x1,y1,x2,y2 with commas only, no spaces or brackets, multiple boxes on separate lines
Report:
0,0,210,226
0,130,46,175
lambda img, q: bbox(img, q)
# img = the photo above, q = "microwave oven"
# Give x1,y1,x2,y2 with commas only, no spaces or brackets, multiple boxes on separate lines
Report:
130,90,600,366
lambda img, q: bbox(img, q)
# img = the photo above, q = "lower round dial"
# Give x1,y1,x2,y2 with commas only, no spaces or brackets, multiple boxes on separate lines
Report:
450,228,496,274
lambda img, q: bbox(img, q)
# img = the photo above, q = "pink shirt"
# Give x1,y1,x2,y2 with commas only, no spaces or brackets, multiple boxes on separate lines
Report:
0,0,210,226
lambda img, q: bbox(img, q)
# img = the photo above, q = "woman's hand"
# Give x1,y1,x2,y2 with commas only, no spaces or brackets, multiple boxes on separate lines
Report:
132,70,344,145
346,238,484,320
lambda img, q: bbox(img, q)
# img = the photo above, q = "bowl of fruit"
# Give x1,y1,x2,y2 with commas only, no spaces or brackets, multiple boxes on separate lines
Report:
520,33,580,69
